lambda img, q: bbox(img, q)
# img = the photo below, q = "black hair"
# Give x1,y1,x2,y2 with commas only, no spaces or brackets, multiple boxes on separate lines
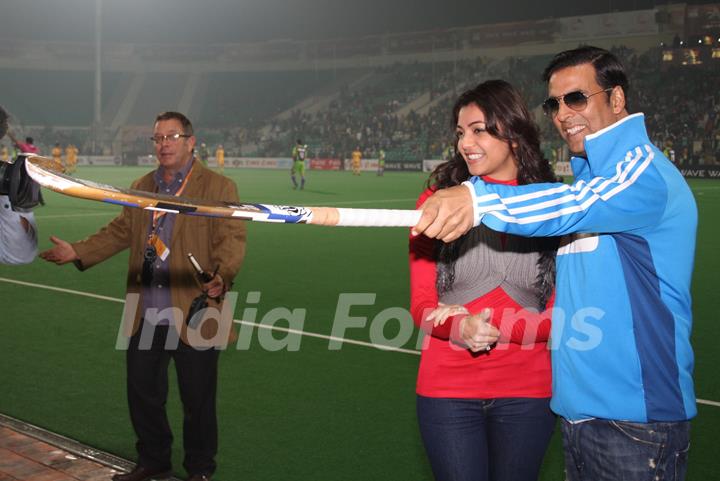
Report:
155,111,194,136
297,139,303,144
429,79,555,189
542,46,629,104
427,80,557,306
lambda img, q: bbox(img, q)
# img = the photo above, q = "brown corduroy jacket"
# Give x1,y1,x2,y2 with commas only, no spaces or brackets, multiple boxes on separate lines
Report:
72,160,246,347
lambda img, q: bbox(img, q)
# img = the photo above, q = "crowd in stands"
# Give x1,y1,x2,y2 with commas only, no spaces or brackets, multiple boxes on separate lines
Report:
9,45,720,167
139,46,720,166
244,47,720,167
246,58,508,161
636,64,720,165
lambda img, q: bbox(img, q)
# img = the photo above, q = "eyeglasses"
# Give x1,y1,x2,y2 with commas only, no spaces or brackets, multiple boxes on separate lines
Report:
150,133,191,144
542,88,613,117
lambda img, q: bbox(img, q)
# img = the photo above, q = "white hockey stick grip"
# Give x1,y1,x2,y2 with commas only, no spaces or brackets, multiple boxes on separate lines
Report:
335,208,421,227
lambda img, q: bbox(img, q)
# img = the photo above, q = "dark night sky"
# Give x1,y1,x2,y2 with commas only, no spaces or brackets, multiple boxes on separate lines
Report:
0,0,716,44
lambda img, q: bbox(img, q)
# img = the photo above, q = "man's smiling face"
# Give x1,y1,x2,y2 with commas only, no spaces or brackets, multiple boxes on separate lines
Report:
548,63,625,157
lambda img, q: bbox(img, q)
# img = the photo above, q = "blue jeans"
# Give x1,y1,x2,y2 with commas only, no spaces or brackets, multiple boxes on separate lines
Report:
417,396,556,481
561,418,691,481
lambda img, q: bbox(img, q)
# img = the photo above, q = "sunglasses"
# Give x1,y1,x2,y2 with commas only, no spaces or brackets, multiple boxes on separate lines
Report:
542,88,613,117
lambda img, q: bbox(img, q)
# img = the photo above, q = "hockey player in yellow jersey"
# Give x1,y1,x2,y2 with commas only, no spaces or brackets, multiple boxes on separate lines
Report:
351,146,362,176
65,144,79,174
215,144,225,174
52,143,63,168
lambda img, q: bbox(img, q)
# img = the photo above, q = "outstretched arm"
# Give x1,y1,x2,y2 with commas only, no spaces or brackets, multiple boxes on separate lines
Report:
414,144,670,241
466,146,667,237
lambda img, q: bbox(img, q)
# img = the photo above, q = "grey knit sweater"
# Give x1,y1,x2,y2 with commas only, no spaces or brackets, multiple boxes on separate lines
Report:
438,225,548,311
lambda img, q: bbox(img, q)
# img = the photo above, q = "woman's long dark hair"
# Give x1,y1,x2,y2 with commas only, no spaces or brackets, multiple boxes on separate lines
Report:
429,80,558,307
429,80,555,188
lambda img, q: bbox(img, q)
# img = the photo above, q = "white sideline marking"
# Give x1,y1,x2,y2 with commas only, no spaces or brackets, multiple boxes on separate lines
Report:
0,277,419,356
698,398,720,408
4,276,720,408
0,277,125,303
234,319,420,355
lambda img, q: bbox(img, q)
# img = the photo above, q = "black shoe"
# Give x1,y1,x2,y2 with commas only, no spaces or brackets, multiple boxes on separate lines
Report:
186,475,211,481
112,465,172,481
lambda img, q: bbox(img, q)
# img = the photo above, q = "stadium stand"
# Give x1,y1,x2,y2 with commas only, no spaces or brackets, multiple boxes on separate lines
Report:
2,4,719,168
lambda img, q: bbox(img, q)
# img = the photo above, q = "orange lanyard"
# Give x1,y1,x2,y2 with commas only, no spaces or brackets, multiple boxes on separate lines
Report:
151,162,195,231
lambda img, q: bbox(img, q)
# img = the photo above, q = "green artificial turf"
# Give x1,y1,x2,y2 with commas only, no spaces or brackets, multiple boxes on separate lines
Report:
1,167,718,480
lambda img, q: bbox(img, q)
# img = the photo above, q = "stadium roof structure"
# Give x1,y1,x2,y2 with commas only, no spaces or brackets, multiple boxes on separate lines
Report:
2,0,716,44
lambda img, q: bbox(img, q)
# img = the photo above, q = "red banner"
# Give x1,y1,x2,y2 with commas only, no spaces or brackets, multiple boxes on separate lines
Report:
310,158,342,170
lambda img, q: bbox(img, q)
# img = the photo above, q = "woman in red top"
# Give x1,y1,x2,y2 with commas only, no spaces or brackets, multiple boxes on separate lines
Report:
410,80,559,481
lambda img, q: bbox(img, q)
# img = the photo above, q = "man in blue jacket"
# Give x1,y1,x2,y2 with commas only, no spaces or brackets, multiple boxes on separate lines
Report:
413,46,696,481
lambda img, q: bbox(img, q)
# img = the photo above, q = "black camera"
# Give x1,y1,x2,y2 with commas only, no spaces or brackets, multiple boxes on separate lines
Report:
1,105,43,211
0,155,43,212
186,292,209,329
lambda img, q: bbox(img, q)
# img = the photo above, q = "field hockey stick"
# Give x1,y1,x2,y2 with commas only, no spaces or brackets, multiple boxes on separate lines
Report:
24,154,422,227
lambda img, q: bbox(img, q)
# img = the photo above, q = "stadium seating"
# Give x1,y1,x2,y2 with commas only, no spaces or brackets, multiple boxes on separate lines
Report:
6,46,719,166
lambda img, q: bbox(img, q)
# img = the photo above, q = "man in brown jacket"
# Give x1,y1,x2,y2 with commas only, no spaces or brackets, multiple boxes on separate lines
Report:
40,111,246,481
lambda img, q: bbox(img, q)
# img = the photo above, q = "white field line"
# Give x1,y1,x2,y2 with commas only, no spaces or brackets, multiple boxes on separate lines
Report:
3,276,719,408
0,277,418,356
0,277,125,303
698,398,720,408
233,319,420,355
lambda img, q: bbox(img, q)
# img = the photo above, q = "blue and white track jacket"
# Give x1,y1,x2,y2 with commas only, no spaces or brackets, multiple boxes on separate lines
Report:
463,113,697,422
